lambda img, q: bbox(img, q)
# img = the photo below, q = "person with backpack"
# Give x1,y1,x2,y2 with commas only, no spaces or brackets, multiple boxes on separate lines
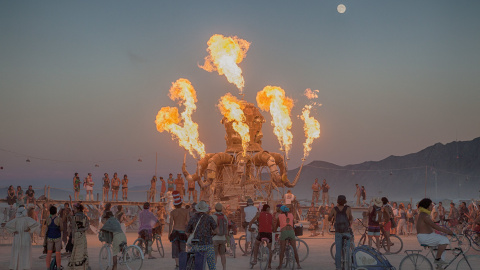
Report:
328,195,353,270
211,203,228,270
45,205,63,270
368,198,383,250
248,204,274,268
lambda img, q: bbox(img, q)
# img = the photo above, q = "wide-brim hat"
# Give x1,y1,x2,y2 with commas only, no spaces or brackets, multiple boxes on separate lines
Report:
373,197,383,207
195,200,209,213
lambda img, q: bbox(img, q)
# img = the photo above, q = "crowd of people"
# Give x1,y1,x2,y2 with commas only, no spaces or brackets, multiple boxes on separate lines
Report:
3,176,480,270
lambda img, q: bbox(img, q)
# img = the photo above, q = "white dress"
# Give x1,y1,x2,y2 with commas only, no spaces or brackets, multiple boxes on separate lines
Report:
5,216,39,270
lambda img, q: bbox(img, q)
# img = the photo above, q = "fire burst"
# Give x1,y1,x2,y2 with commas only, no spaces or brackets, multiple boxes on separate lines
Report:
155,78,206,159
218,93,250,156
199,34,250,94
301,105,320,159
256,86,294,158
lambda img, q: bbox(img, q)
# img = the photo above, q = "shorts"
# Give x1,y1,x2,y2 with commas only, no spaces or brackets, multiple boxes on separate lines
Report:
47,237,62,252
112,187,119,191
86,186,93,191
383,221,391,232
280,229,295,241
122,187,128,189
188,188,195,191
213,240,226,255
112,232,127,254
417,232,450,246
256,232,272,243
245,223,257,242
368,226,381,236
139,229,153,242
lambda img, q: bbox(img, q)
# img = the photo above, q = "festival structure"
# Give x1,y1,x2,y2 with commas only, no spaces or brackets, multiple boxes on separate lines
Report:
155,34,321,208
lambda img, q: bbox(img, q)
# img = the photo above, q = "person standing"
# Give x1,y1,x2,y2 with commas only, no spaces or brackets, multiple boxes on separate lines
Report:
438,202,446,225
155,205,167,236
6,186,17,221
122,174,129,201
175,174,185,199
448,202,459,228
354,184,362,207
45,205,63,270
381,197,394,255
148,176,157,203
73,173,81,201
311,179,320,205
111,173,121,202
169,191,190,270
396,203,407,236
16,186,24,205
60,203,73,247
186,200,217,270
407,203,415,235
159,177,166,202
329,195,353,270
211,203,228,270
187,175,196,203
25,185,35,206
103,173,110,202
40,202,49,237
84,173,94,201
138,202,158,260
367,198,383,250
167,173,175,192
283,190,295,211
321,179,330,206
249,204,274,268
361,186,367,206
68,203,90,270
321,204,331,236
4,205,40,270
242,198,258,256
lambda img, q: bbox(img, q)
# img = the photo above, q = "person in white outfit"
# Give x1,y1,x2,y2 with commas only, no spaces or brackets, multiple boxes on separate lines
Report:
242,198,258,256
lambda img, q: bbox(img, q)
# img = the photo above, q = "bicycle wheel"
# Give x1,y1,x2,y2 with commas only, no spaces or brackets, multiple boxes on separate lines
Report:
456,255,480,270
49,257,57,270
357,234,367,246
383,235,403,254
399,253,433,270
451,234,471,254
259,245,270,270
186,253,195,270
132,238,146,255
283,245,295,270
155,236,164,258
238,234,247,254
330,241,354,260
296,239,309,262
342,240,352,270
469,232,480,251
123,245,144,270
99,245,112,270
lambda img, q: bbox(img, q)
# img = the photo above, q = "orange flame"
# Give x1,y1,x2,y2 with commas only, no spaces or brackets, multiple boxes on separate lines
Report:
256,86,294,157
155,78,206,159
300,105,320,159
304,88,319,99
199,34,250,94
218,93,250,156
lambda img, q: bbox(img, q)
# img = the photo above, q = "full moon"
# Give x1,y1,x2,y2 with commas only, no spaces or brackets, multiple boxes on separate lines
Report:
337,4,346,14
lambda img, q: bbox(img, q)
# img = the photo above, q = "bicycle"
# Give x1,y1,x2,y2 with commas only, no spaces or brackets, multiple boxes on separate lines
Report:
330,232,355,260
239,224,258,255
99,241,144,270
38,250,70,270
270,231,309,263
463,229,480,251
249,236,271,270
133,230,164,258
356,219,403,254
399,235,480,270
185,239,208,270
340,234,353,270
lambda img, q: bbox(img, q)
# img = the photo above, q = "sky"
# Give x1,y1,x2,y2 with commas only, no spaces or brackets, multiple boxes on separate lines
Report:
1,1,479,188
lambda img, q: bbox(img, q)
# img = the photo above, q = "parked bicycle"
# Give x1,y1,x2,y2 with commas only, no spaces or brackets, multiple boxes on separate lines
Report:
463,229,480,251
99,241,144,270
356,218,403,254
133,226,164,258
399,235,480,270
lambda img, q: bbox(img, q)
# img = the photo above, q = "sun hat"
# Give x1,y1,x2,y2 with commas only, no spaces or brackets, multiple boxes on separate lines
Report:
373,197,383,207
215,202,223,212
172,191,182,206
195,200,209,213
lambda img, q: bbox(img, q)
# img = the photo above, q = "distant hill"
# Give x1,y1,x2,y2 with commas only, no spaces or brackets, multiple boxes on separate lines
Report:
286,137,480,202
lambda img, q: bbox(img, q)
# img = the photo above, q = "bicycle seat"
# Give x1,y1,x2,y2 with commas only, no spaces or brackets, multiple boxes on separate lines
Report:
261,238,269,242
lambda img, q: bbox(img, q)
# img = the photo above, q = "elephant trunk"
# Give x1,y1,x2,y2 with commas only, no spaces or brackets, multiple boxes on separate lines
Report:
206,153,234,182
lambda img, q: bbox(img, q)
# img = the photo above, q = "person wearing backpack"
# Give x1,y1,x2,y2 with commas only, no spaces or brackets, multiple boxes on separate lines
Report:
211,203,228,270
328,195,353,270
368,198,384,250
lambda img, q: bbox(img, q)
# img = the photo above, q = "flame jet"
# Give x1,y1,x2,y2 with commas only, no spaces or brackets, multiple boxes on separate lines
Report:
256,86,294,158
155,78,206,159
199,34,250,94
218,93,250,156
301,105,321,159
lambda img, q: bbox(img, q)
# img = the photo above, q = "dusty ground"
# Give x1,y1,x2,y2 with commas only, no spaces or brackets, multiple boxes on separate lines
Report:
1,232,478,270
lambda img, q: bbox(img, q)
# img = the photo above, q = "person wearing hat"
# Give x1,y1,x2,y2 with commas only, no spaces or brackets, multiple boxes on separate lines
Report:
4,205,40,270
168,191,190,269
242,198,258,256
328,195,353,270
274,205,301,269
138,202,158,260
211,203,228,270
367,198,384,250
186,200,218,270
